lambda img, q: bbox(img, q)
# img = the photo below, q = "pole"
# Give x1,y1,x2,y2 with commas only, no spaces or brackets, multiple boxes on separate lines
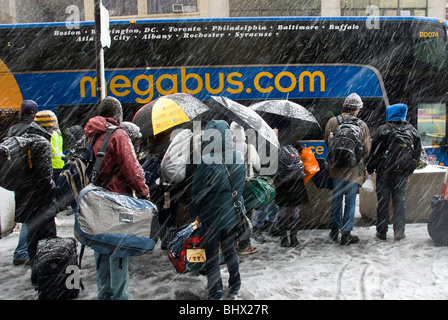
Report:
94,0,105,103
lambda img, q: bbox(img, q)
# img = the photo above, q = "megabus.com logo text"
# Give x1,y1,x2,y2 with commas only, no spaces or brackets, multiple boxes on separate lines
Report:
79,66,326,103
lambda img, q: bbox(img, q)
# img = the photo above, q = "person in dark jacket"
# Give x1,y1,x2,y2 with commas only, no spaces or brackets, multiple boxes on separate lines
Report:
84,96,150,300
8,103,57,284
274,138,309,248
6,100,40,267
192,120,244,300
366,103,422,240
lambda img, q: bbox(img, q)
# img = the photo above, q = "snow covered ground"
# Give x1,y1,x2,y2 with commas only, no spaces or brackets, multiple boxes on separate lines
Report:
1,209,447,301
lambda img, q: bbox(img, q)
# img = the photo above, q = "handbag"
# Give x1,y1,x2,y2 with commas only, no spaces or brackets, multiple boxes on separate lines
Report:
222,163,253,241
243,176,275,210
299,147,320,184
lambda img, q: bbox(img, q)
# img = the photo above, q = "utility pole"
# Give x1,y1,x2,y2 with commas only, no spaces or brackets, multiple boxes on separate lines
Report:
94,0,105,103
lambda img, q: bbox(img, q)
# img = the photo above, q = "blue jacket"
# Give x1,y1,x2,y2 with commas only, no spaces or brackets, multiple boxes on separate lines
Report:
192,120,246,229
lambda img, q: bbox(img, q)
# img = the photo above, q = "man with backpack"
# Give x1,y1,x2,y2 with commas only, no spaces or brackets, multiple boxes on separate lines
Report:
325,93,371,245
4,100,58,284
6,100,39,266
84,96,149,300
366,103,422,241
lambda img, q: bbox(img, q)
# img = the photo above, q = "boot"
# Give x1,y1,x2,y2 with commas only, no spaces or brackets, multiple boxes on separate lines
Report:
340,231,359,246
289,231,299,247
329,228,339,242
253,227,265,243
280,234,289,247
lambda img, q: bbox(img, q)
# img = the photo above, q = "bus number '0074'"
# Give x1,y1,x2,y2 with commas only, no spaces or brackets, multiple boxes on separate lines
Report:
420,32,439,37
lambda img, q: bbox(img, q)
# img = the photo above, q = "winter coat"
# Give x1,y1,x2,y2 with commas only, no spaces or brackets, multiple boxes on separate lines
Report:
84,116,149,200
13,122,57,223
274,144,309,208
366,104,422,176
324,112,372,185
191,120,246,230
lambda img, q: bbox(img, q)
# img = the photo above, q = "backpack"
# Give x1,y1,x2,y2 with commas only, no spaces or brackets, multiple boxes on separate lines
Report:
35,237,83,300
381,123,415,173
0,132,42,191
331,116,364,168
161,129,193,185
277,145,305,182
57,125,118,205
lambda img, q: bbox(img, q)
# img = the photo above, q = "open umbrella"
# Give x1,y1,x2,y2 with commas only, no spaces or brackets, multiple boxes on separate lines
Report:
132,93,209,140
250,100,321,143
208,96,279,148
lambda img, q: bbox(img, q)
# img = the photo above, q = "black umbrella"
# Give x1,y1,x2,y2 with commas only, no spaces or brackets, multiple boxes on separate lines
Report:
208,96,279,148
250,100,321,143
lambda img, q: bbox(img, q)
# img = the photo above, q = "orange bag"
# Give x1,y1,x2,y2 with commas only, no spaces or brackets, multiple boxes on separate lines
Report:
299,147,320,184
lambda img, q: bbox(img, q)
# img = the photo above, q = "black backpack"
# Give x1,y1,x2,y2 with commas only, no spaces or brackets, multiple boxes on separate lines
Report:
277,145,305,182
381,123,415,173
0,131,44,191
331,116,364,168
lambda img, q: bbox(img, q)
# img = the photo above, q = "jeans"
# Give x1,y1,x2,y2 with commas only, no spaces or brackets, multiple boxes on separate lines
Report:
13,223,29,261
94,252,130,300
330,178,359,232
203,226,240,299
376,173,408,235
253,201,279,228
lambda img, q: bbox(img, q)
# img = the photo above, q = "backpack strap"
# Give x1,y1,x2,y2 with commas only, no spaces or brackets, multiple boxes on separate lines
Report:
90,125,119,186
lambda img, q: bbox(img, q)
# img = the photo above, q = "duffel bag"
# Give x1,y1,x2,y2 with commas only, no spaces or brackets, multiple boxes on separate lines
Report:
75,183,159,257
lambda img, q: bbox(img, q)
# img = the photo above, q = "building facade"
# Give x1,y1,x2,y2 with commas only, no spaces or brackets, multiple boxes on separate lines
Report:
0,0,446,24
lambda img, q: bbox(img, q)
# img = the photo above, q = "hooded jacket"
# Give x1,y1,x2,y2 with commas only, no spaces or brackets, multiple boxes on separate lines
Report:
366,104,422,175
13,121,56,222
84,116,149,199
192,120,246,230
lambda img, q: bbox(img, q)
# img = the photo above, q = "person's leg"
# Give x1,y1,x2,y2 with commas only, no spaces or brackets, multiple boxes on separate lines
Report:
341,181,359,232
392,174,408,240
221,227,241,295
94,252,113,300
203,227,222,299
109,256,130,300
329,179,344,240
376,174,391,237
288,206,301,247
13,223,29,264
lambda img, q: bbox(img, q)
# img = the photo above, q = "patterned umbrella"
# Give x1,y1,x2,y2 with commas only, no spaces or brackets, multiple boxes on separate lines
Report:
132,93,209,140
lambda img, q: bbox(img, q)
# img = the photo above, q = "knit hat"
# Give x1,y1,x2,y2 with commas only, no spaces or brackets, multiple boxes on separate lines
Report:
34,110,58,129
97,96,123,124
343,93,363,110
20,100,39,116
121,121,142,143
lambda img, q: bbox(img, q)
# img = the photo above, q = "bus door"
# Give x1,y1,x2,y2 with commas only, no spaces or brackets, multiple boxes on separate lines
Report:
417,100,447,166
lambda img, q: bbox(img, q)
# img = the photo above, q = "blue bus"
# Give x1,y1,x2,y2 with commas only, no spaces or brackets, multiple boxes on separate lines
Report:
0,16,447,164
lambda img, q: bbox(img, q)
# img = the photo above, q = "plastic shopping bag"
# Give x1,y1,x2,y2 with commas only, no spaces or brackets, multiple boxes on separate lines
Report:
362,174,376,192
299,147,320,184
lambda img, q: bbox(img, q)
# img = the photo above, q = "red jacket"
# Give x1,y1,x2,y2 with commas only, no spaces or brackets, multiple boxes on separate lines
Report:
84,116,149,200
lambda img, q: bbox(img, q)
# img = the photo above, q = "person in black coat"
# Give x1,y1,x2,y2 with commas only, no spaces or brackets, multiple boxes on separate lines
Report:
6,100,40,266
11,104,57,284
366,103,422,241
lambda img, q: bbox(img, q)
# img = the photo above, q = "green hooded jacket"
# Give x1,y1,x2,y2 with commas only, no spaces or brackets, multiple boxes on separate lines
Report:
192,120,246,229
